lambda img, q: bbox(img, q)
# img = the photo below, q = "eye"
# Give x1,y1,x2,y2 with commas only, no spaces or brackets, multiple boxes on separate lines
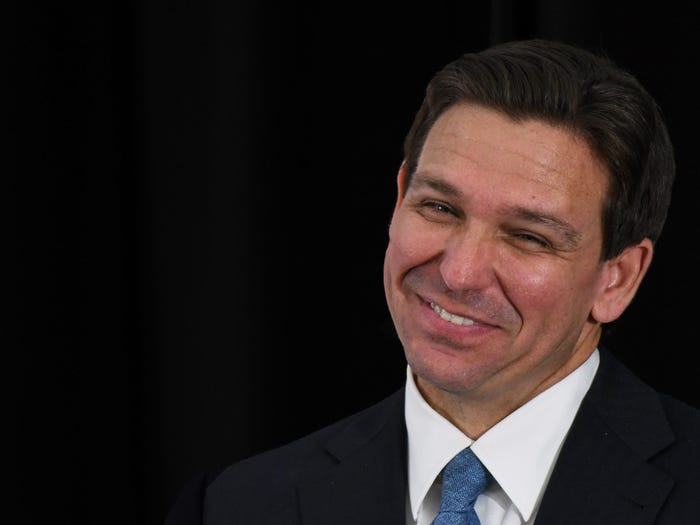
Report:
512,231,552,249
421,200,456,216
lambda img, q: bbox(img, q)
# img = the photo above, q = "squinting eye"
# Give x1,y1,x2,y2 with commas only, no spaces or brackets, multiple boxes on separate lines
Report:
514,232,550,248
424,201,454,215
411,199,461,223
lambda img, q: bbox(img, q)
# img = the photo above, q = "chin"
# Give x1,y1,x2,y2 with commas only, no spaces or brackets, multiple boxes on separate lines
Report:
407,346,481,392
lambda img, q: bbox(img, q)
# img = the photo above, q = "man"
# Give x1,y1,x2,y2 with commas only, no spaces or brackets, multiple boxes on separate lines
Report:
165,39,700,524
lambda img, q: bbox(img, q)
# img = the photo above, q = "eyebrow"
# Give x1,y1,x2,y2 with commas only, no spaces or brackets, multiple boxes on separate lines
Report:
410,173,463,197
411,172,582,248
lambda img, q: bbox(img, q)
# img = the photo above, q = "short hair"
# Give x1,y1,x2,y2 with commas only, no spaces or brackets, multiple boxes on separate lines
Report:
402,39,675,261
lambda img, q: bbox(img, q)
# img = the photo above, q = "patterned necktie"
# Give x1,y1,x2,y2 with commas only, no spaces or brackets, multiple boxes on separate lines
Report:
432,447,490,525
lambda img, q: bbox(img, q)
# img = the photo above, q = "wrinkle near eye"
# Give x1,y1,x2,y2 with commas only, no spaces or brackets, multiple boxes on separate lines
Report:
512,207,581,250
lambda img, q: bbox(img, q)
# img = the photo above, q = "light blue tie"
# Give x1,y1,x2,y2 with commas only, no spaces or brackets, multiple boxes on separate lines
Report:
432,447,490,525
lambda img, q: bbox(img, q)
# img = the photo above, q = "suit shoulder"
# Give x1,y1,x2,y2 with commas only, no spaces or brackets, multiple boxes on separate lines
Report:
214,386,405,486
194,387,406,522
658,392,700,458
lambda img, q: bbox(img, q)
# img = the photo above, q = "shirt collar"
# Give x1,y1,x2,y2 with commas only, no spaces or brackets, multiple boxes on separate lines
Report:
405,349,599,522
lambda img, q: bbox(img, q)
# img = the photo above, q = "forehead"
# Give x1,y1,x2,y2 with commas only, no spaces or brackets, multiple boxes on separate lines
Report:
417,104,609,211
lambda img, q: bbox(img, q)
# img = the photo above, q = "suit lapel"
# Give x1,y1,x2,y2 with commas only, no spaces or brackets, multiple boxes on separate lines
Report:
297,389,407,525
535,350,675,525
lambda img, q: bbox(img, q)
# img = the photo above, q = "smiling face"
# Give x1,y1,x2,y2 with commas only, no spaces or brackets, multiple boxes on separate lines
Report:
384,104,641,420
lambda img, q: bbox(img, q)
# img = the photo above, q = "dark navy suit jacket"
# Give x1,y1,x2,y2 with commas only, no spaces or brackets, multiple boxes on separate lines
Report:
165,348,700,524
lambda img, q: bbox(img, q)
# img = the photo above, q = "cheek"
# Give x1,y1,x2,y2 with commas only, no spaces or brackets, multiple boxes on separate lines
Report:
384,217,443,308
502,258,600,320
386,218,431,275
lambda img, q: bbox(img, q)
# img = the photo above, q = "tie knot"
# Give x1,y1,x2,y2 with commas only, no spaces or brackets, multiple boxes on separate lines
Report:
438,448,490,513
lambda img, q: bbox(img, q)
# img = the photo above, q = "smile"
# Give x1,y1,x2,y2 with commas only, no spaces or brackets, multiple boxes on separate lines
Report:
430,302,476,326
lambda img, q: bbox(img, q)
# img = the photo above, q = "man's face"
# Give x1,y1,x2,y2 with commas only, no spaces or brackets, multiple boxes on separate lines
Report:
383,103,614,407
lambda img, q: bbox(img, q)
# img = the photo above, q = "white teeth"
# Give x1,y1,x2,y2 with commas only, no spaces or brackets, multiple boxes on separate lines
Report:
430,302,476,326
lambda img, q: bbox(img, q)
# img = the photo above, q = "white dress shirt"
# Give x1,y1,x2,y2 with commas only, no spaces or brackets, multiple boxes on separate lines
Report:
405,349,599,525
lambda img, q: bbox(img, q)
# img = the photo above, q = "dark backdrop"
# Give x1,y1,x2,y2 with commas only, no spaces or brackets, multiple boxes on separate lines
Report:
10,1,700,523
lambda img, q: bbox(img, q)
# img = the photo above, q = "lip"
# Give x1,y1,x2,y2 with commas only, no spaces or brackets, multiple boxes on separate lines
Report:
422,296,496,328
414,298,497,349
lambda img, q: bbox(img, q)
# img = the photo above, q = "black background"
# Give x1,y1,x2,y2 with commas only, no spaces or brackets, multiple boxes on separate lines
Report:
10,1,700,523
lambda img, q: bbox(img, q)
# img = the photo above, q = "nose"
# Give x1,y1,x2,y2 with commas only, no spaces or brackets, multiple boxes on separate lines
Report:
439,228,497,292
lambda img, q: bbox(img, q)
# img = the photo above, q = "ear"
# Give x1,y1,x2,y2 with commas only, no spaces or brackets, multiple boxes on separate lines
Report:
392,161,410,213
591,238,654,323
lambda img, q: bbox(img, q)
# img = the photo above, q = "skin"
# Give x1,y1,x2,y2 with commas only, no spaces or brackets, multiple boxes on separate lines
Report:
383,103,653,439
